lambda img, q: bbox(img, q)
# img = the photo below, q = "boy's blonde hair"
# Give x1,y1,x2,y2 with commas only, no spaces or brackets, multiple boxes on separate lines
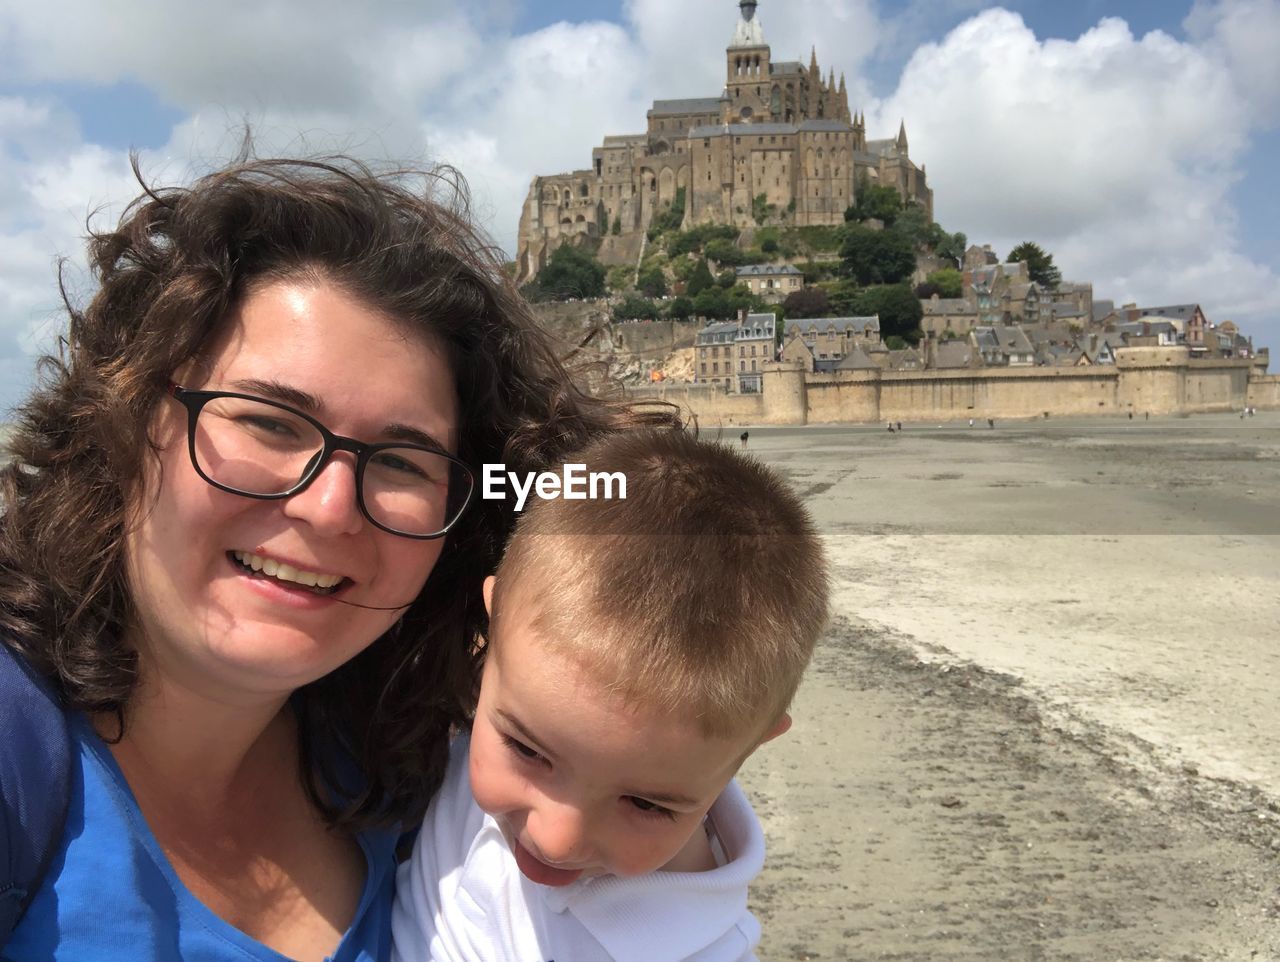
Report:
489,428,829,740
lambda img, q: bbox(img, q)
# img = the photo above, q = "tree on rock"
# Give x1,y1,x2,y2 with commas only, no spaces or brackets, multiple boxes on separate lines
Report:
782,287,831,319
1007,241,1062,289
533,244,606,300
841,225,917,286
855,283,924,343
686,258,715,296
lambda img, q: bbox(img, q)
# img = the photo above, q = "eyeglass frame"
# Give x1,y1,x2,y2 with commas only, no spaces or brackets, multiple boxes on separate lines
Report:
166,382,475,540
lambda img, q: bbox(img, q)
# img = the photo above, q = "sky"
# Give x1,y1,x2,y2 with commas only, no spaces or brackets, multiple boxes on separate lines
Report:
1,0,1278,415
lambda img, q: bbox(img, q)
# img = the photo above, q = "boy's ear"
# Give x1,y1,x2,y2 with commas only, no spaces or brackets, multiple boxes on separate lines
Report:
482,575,496,618
760,712,792,745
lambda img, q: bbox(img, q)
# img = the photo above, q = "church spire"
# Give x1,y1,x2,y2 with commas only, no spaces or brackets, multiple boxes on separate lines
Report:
729,0,766,48
896,119,909,153
809,46,819,74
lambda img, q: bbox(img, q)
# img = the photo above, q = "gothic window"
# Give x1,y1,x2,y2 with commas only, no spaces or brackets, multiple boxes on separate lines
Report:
563,189,571,204
579,184,589,197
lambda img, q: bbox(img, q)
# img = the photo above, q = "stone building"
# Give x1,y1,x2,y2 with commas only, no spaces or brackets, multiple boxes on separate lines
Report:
781,316,881,372
693,312,777,392
736,263,803,300
734,312,777,392
516,0,933,282
694,320,740,390
921,295,979,337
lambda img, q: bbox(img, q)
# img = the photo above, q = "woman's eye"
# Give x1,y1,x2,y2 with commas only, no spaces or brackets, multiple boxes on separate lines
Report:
242,415,297,437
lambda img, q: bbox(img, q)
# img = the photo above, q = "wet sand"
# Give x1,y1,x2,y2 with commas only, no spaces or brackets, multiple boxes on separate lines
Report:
734,413,1280,961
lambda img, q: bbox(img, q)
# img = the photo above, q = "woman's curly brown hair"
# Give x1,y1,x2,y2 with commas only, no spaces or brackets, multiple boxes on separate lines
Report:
0,149,679,831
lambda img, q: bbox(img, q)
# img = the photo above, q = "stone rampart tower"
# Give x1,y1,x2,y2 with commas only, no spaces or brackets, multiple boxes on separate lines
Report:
515,0,933,282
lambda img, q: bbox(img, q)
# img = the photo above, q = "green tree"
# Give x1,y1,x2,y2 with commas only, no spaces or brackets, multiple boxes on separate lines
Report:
613,295,660,321
841,225,917,285
924,267,963,298
606,264,634,293
533,244,606,300
693,285,732,319
752,193,777,225
610,216,622,236
854,283,924,343
705,238,748,267
637,266,668,298
892,204,932,248
667,295,696,320
846,178,903,226
1007,241,1062,289
782,287,831,319
932,226,967,268
716,268,739,289
686,258,715,296
647,187,686,239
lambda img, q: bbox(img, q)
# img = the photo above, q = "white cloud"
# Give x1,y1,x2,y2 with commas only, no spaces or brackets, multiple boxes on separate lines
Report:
1185,0,1280,121
873,5,1278,331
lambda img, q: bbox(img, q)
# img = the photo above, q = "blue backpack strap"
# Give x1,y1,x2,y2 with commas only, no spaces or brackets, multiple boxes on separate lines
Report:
0,642,71,943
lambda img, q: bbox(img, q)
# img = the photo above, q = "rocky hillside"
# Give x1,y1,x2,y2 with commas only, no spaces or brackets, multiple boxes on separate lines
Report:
529,301,698,389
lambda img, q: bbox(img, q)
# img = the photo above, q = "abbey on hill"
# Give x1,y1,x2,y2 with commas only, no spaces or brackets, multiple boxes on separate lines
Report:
515,0,933,282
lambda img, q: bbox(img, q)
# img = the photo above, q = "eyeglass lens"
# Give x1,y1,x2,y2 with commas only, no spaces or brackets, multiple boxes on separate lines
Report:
191,394,470,536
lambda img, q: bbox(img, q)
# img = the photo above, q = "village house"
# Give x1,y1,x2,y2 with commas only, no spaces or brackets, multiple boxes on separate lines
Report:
963,261,1030,325
694,320,740,389
694,312,777,392
972,325,1035,366
921,294,979,337
1111,303,1208,353
736,264,804,301
782,315,881,372
734,312,777,391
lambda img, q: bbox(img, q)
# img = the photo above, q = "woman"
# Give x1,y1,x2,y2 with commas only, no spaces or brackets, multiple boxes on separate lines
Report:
0,154,674,961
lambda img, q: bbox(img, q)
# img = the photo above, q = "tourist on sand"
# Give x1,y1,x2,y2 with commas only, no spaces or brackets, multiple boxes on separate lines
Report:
987,418,995,429
0,153,675,961
740,429,749,448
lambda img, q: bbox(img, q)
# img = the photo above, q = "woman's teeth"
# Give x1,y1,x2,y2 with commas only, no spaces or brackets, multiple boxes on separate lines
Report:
232,551,343,590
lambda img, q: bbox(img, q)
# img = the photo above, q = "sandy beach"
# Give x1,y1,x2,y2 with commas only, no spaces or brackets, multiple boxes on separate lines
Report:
734,413,1280,961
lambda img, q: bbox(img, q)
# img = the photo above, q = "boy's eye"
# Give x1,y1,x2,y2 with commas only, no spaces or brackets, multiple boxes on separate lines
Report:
626,796,677,820
502,734,544,764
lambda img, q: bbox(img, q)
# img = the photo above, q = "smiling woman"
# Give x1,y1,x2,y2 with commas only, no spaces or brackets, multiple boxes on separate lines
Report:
0,150,678,962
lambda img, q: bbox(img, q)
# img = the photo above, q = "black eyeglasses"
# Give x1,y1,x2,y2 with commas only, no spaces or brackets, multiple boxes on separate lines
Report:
167,383,474,539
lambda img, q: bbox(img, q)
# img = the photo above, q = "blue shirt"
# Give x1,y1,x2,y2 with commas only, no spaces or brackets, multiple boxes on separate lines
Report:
5,713,397,962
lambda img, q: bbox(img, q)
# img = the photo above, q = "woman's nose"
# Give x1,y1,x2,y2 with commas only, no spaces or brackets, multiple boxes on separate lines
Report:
281,453,364,536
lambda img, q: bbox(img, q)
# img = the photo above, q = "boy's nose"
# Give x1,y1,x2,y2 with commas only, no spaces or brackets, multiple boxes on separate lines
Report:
526,802,590,866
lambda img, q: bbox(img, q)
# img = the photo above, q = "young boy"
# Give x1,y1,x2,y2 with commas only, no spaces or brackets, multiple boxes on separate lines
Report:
392,428,829,962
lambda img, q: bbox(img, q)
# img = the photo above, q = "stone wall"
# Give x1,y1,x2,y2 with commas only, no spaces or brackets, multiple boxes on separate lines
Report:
627,382,765,426
622,348,1271,424
1246,375,1280,410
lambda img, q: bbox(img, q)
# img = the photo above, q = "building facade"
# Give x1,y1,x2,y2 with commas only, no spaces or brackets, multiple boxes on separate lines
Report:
516,0,933,282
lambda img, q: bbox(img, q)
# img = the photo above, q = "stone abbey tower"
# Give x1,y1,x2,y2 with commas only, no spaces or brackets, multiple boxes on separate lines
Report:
515,0,933,282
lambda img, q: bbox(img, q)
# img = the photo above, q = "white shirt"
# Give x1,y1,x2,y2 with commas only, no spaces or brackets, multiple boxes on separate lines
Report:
392,736,764,962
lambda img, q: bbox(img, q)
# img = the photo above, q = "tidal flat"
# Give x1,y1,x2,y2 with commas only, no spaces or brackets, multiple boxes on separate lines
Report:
735,413,1280,961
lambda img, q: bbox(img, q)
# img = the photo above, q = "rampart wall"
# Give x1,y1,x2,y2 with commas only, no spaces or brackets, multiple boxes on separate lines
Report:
626,349,1274,426
1246,375,1280,410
